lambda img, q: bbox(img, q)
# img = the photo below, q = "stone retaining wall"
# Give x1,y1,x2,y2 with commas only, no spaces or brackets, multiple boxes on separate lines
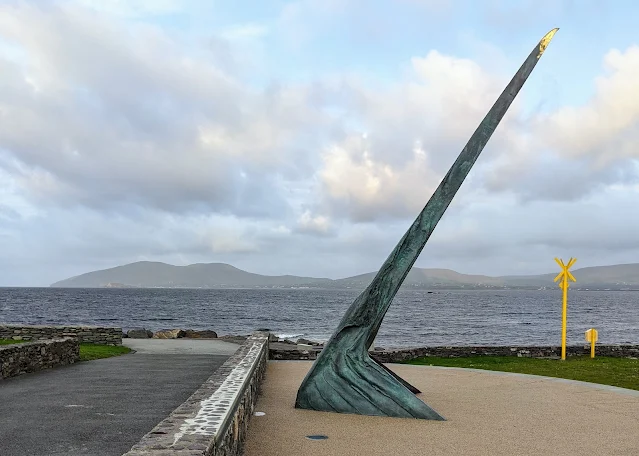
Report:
123,331,269,456
269,345,639,362
269,347,321,360
0,324,122,345
0,338,80,379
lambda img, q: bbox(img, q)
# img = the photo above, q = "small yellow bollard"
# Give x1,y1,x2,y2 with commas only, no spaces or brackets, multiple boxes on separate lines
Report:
585,328,598,358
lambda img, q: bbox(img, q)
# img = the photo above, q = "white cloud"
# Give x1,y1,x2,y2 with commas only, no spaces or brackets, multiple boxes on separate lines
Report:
272,225,292,235
485,46,639,200
297,210,331,235
201,233,259,254
545,46,639,163
314,50,512,220
320,135,440,220
220,23,269,41
76,0,183,17
1,0,639,285
0,2,318,217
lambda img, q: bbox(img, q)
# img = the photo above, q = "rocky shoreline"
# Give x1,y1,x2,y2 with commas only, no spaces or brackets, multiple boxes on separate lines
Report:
125,328,223,340
123,327,314,346
123,328,639,363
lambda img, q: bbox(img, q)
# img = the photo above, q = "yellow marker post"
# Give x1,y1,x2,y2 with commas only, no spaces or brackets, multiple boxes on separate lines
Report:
554,257,577,360
585,328,598,358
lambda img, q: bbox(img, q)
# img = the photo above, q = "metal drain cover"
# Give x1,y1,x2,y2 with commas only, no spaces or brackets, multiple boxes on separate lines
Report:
306,435,328,440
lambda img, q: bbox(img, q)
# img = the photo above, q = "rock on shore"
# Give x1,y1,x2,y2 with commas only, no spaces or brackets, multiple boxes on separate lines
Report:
152,329,186,339
127,328,154,339
183,329,218,339
126,328,223,339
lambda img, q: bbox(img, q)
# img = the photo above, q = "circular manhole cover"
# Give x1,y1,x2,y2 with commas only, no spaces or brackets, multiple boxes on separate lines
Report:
306,435,329,441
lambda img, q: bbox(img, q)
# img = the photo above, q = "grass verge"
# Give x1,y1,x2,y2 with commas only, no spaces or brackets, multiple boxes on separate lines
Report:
0,339,27,345
79,344,132,361
404,356,639,391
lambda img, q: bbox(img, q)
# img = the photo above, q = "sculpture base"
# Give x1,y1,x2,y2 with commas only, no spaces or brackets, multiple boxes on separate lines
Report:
295,344,445,420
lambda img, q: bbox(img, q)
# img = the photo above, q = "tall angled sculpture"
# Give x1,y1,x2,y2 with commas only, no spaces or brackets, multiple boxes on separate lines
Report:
295,29,559,420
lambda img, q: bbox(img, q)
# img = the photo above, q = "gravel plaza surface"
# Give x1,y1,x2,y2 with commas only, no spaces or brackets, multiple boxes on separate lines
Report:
245,361,639,456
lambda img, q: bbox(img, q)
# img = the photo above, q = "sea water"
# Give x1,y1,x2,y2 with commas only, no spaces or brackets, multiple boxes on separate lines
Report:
1,287,637,348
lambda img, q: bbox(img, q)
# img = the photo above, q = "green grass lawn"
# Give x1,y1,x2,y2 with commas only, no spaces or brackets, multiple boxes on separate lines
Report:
78,344,131,361
1,339,131,361
405,356,639,391
0,339,27,345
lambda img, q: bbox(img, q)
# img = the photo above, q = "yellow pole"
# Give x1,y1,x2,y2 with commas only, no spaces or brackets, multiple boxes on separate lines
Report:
554,257,576,361
561,272,567,360
591,337,595,358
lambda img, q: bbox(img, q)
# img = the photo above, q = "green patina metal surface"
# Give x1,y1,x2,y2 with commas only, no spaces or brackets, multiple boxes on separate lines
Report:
295,29,559,420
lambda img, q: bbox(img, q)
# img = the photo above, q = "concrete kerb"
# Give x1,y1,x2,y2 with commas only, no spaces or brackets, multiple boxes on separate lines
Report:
122,331,269,456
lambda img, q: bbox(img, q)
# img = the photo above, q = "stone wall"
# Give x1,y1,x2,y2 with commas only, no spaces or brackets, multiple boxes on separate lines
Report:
0,324,122,345
369,344,639,363
269,345,639,362
0,338,80,379
270,347,321,360
123,331,269,456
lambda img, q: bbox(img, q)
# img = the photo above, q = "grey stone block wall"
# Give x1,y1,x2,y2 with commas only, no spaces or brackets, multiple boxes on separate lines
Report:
123,331,269,456
368,344,639,363
270,348,320,360
0,324,122,346
0,338,80,379
269,344,639,362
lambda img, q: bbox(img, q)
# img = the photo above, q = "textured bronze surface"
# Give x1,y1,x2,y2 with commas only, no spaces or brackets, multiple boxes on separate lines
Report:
295,29,559,419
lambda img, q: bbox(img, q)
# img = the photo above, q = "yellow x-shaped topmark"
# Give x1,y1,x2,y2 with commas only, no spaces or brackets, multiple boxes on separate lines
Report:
554,257,577,288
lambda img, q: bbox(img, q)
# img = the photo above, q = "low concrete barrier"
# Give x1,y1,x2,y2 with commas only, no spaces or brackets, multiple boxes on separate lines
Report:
269,344,639,362
0,324,122,345
123,331,269,456
0,338,80,379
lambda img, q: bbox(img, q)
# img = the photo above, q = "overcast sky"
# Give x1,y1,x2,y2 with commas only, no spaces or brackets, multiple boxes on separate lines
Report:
1,0,639,286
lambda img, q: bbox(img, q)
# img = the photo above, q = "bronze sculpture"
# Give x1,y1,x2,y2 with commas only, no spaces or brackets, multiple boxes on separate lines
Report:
295,29,559,420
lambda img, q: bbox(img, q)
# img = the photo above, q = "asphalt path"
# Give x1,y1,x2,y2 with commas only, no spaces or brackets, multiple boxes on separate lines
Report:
0,340,234,456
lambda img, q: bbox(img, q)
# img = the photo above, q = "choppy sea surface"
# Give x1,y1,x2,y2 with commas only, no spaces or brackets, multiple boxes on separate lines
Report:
1,288,638,348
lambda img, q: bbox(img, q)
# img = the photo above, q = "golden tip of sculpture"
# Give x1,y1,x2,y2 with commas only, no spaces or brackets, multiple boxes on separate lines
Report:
537,28,559,59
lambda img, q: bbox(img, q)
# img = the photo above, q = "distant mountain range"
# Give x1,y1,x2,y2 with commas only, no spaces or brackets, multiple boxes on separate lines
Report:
50,261,639,290
51,262,329,289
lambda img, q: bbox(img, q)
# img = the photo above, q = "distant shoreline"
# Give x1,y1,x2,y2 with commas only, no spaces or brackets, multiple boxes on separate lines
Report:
49,260,639,289
44,285,639,291
4,285,639,291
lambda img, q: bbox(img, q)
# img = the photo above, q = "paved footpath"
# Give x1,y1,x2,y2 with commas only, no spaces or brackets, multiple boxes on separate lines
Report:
0,339,240,456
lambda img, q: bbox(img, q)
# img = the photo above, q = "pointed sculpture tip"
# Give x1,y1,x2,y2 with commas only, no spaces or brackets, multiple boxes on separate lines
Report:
537,28,559,59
